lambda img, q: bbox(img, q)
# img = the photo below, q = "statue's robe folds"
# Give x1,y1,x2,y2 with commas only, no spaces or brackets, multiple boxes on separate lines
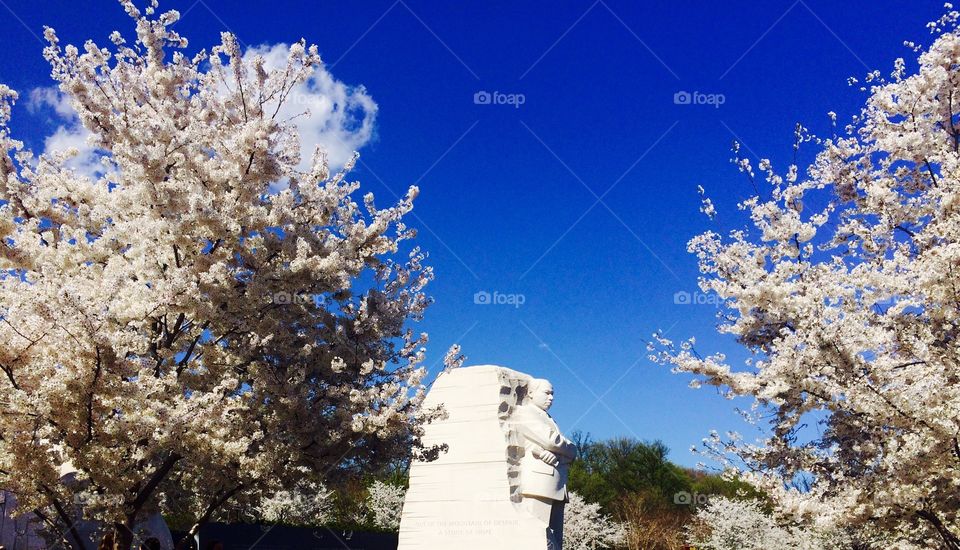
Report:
513,403,576,502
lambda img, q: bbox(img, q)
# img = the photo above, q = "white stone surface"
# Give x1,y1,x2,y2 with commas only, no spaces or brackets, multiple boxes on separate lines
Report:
398,365,575,549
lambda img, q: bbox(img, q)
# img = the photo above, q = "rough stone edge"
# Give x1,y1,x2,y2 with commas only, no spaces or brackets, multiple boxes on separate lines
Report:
493,367,533,505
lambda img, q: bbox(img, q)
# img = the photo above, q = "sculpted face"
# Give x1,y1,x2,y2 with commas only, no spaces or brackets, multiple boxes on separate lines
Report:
530,380,554,411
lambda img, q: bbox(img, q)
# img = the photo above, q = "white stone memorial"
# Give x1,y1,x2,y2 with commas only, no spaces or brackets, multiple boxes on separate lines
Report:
398,365,576,549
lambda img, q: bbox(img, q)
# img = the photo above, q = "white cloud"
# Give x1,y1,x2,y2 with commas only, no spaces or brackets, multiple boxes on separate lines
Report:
26,86,102,178
26,87,76,119
244,43,378,173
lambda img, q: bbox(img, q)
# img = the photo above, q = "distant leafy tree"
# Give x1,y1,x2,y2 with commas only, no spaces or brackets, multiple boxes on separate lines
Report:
568,434,691,511
568,433,761,514
689,471,764,503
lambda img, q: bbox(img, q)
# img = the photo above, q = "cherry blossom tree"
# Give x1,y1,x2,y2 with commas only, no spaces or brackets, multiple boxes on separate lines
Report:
255,477,333,527
656,6,960,548
563,491,627,550
361,480,405,531
0,1,434,548
686,496,841,550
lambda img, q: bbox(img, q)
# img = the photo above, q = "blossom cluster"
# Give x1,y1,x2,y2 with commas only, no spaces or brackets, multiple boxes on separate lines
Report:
362,480,406,530
687,496,845,550
563,491,627,550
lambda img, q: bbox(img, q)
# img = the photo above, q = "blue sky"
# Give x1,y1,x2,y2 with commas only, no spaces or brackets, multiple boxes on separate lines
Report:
0,0,942,467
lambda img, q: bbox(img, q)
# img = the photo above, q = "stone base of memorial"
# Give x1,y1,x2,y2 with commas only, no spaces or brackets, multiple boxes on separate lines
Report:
398,365,564,550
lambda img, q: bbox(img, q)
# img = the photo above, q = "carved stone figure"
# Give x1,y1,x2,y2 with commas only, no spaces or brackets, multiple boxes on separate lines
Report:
397,365,576,549
514,379,577,547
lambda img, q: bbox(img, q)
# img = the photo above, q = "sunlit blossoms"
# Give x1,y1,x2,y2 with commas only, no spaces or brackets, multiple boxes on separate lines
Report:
656,5,960,548
0,1,433,548
686,496,843,550
362,480,406,531
562,491,627,550
256,478,333,526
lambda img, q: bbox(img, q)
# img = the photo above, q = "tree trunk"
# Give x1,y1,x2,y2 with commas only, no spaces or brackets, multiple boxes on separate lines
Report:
174,525,199,550
110,522,134,550
104,453,183,550
173,484,243,550
917,510,960,550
